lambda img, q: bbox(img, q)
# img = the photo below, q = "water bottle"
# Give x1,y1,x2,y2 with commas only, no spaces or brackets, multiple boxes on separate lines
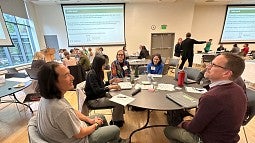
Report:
178,70,185,87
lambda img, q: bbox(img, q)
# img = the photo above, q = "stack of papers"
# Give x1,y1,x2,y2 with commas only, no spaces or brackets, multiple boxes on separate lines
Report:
118,82,132,90
109,94,135,106
157,83,175,91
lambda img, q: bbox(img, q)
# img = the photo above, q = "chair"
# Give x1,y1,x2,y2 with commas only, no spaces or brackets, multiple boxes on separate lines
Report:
23,68,41,113
162,64,170,75
242,88,255,143
68,65,86,88
183,67,201,81
138,66,147,75
202,54,216,63
28,116,48,143
5,67,27,78
25,68,39,80
76,81,113,116
161,57,167,64
169,58,180,72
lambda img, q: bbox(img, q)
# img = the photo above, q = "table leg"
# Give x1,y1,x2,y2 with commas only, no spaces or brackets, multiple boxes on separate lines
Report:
128,109,169,143
13,94,33,114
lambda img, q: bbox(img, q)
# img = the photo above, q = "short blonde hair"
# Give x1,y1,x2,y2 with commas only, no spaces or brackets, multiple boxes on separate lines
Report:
33,52,45,60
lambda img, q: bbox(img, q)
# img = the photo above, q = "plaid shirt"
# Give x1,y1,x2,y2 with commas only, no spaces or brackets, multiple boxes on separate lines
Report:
111,60,130,78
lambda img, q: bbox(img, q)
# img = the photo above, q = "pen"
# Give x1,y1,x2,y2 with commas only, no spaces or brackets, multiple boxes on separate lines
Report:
117,96,127,98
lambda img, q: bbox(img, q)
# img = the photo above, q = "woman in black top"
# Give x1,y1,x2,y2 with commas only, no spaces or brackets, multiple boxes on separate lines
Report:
85,55,125,127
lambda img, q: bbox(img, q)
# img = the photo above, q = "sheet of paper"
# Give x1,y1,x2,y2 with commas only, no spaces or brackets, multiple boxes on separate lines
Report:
150,74,162,78
109,94,135,106
135,84,153,90
185,86,206,93
157,83,175,91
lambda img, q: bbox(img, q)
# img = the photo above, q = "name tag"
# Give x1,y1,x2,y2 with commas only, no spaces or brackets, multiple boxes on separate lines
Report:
123,66,128,71
151,66,156,70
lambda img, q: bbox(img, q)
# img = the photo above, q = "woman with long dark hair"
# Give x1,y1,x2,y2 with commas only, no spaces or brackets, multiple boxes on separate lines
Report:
147,53,164,74
85,55,125,127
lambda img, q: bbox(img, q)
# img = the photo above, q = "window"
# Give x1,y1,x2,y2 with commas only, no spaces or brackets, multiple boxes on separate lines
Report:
0,13,38,69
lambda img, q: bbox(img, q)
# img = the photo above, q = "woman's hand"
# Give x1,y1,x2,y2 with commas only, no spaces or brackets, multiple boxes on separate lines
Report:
110,78,122,84
109,85,121,90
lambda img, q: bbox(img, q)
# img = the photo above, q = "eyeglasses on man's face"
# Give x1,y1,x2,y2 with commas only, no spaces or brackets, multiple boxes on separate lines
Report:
208,62,227,69
117,54,124,56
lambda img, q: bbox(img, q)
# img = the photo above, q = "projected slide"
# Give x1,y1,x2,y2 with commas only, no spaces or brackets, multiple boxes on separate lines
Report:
62,4,125,46
221,5,255,43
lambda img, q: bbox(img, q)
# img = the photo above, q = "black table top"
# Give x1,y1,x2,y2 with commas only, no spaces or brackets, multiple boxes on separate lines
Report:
110,75,203,111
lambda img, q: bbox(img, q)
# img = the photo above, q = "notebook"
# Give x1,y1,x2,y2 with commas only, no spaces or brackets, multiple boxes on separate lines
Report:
166,91,198,108
118,82,132,90
174,69,197,84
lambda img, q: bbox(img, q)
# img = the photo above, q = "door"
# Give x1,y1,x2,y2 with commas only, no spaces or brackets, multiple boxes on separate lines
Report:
44,35,60,60
151,33,175,58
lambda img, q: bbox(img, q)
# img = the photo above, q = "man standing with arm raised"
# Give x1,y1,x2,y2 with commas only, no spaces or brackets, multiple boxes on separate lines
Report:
179,32,206,69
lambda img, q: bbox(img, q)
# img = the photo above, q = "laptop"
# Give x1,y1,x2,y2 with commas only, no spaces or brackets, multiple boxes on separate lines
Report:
174,68,197,84
118,82,132,90
166,91,198,108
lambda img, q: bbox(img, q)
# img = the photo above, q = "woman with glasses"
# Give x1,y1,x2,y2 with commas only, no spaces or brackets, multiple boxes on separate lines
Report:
111,50,131,78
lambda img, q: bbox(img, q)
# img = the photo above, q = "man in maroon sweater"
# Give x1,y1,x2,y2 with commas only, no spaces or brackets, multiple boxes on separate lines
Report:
164,53,247,143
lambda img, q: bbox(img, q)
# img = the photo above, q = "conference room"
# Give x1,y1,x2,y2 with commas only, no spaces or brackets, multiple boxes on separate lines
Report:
1,0,255,142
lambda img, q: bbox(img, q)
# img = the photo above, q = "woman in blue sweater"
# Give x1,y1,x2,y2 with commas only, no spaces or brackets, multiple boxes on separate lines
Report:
147,53,164,74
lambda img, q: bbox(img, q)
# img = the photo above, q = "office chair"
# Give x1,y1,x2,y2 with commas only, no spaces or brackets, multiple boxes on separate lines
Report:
5,67,28,78
76,81,113,116
161,57,167,64
183,67,201,81
23,68,41,113
162,64,170,75
202,54,216,63
169,58,179,73
28,116,48,143
68,65,86,88
242,88,255,143
138,66,147,75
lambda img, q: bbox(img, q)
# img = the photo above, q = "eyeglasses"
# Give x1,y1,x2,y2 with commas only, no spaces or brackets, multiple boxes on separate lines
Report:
209,62,227,69
117,54,124,56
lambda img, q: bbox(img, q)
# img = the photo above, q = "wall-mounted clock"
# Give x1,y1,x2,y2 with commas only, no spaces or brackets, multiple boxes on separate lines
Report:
151,25,156,30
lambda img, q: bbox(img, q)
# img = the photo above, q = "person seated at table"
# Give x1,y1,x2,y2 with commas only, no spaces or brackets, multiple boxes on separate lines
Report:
123,45,129,59
103,54,110,70
164,53,247,143
62,51,77,67
241,43,249,56
230,43,240,54
85,55,125,127
138,45,149,59
78,50,91,71
36,61,128,143
31,51,46,69
196,68,246,92
217,44,225,52
111,50,131,79
147,53,164,74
